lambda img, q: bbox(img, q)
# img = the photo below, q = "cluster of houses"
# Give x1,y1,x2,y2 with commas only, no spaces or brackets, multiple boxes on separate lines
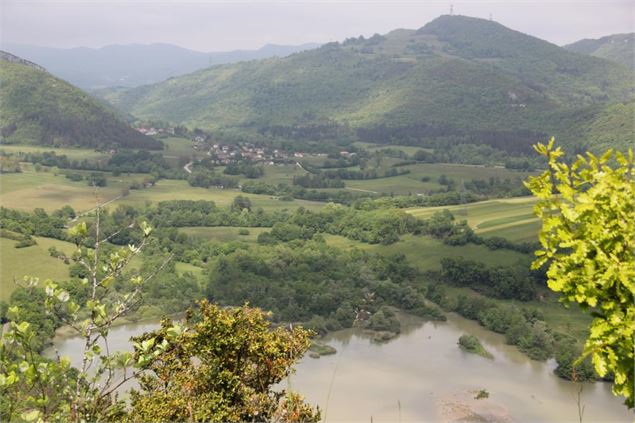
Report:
206,143,293,165
135,127,175,136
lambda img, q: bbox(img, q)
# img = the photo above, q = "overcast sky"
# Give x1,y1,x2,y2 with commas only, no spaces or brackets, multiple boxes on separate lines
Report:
1,0,633,51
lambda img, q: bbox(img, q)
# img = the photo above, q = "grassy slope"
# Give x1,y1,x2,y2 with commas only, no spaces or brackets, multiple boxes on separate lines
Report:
0,236,76,301
0,56,161,150
102,16,633,151
347,162,534,195
0,166,147,212
406,196,539,241
116,179,325,211
564,33,634,70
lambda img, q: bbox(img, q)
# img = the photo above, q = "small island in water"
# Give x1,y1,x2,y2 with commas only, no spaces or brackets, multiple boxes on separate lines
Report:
458,334,494,359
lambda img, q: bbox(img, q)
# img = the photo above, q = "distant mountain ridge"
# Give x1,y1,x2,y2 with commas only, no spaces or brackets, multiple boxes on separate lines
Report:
3,42,320,89
0,51,162,150
100,15,634,152
565,33,634,70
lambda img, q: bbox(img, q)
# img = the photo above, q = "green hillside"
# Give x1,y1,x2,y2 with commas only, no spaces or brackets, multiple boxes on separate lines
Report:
565,33,634,70
101,15,634,152
0,51,162,150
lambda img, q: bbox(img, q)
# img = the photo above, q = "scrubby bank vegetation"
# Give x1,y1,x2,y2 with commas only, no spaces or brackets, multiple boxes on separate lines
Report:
458,334,493,359
425,283,596,379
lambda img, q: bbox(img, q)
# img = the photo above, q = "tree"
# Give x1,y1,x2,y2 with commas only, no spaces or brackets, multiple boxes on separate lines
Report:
232,195,252,212
0,205,166,422
1,204,318,422
128,301,320,422
525,138,634,407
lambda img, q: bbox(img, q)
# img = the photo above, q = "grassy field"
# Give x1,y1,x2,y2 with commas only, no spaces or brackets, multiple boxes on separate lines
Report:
160,137,211,166
0,166,148,212
406,196,540,242
345,162,534,195
116,179,325,211
0,144,111,162
0,168,325,213
0,236,76,301
324,233,530,270
175,261,204,278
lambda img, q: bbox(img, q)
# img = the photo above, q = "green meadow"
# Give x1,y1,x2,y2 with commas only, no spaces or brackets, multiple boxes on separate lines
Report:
406,196,540,242
0,168,326,214
0,144,111,161
116,179,325,211
324,233,530,270
345,162,534,195
0,236,76,301
0,166,147,212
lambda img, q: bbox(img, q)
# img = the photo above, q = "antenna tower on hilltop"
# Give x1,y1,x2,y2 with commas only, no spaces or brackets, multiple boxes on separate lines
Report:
450,4,454,15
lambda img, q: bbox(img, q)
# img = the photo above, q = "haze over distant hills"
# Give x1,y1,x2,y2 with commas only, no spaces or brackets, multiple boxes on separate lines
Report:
564,33,635,70
0,51,162,150
100,15,635,152
2,42,320,89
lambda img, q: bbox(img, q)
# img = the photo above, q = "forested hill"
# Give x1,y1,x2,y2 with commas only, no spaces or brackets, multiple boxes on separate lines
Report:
4,42,320,89
100,15,634,152
0,52,162,150
565,33,635,70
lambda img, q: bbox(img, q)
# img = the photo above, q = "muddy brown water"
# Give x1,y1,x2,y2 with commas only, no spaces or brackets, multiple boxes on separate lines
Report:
47,313,632,422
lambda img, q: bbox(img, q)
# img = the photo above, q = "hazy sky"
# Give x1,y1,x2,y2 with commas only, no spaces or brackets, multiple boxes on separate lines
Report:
1,0,633,51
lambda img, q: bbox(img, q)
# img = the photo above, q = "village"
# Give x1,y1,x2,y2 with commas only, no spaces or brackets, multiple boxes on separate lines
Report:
135,125,331,166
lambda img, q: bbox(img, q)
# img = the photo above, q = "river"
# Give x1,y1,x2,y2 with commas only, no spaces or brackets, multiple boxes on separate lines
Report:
47,313,632,422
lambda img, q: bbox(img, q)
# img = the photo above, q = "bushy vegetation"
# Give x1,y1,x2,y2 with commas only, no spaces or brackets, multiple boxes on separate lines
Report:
206,241,444,331
526,140,634,407
458,334,493,359
440,256,537,300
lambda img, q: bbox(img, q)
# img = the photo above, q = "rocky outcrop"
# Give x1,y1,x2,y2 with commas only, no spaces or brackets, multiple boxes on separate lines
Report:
0,50,46,71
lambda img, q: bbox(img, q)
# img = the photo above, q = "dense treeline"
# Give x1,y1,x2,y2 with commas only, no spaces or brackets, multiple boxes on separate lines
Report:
0,207,72,239
440,256,538,300
187,169,239,189
321,167,410,180
241,181,357,204
223,161,265,178
3,149,179,177
145,200,286,228
463,177,531,197
357,124,545,155
206,240,444,334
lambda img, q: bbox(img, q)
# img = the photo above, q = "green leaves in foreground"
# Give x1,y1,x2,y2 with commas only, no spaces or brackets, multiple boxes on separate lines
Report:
128,301,320,422
525,138,634,407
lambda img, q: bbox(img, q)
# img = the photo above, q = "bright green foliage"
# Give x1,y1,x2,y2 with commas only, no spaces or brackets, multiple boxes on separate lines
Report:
0,214,159,422
525,138,635,407
128,301,320,422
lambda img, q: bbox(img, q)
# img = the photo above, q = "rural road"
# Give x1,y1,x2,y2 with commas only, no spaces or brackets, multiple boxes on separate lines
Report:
346,187,379,194
184,161,193,174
